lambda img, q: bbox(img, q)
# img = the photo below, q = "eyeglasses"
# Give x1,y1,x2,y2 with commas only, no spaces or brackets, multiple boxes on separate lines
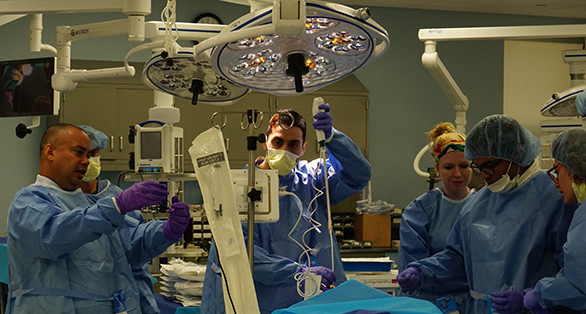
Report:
470,159,503,176
547,163,561,183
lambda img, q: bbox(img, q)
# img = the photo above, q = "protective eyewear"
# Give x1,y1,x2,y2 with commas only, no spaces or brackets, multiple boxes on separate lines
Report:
470,159,503,176
547,163,561,183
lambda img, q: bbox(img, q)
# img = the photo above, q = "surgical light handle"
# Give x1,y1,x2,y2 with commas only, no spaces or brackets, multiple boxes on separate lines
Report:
312,97,326,144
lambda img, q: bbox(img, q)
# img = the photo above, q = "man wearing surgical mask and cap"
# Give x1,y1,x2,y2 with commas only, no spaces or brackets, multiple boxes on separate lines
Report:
202,106,371,314
78,125,110,195
398,114,577,314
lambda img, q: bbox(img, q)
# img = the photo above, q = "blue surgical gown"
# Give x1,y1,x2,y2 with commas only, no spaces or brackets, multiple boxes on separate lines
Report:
85,179,162,314
398,188,475,312
532,199,586,313
201,129,371,314
7,175,177,314
410,172,576,314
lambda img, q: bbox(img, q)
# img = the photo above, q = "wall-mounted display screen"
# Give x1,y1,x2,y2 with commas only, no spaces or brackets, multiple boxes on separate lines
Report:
0,57,59,117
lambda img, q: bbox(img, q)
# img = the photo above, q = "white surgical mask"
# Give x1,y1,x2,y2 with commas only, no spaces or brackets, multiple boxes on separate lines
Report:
572,180,586,204
487,161,520,193
266,148,299,176
82,156,101,182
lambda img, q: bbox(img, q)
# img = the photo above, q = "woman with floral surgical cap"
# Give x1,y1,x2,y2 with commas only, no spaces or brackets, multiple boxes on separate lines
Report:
398,122,474,313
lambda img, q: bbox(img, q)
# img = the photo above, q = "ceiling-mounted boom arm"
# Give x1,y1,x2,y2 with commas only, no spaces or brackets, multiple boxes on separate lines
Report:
413,23,586,178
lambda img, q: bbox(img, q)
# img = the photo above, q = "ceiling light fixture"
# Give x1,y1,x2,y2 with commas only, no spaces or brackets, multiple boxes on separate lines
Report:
207,1,389,96
541,50,586,117
142,47,249,105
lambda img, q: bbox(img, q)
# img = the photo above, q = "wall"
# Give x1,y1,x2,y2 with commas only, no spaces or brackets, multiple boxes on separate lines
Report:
503,40,583,136
0,1,584,235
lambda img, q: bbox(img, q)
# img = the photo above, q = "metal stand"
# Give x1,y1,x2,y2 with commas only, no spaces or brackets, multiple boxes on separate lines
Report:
245,109,265,270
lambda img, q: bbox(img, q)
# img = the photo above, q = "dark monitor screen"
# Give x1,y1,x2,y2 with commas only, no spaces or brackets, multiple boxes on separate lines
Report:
141,131,162,159
0,57,57,117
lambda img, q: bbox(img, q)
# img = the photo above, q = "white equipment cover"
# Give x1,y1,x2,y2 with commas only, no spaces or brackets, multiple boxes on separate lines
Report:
188,127,260,314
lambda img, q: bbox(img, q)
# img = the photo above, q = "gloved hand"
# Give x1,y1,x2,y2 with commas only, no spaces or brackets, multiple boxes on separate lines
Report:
114,180,168,214
312,103,333,140
162,195,191,240
300,266,337,292
523,290,549,314
397,266,421,291
491,290,525,314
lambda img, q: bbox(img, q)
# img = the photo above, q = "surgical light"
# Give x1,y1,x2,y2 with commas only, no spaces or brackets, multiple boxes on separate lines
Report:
142,48,250,106
209,1,389,96
541,50,586,117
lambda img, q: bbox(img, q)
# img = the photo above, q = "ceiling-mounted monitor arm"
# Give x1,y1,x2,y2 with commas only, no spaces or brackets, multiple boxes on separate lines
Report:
421,40,469,133
52,17,145,92
413,23,586,178
418,23,586,130
0,0,152,92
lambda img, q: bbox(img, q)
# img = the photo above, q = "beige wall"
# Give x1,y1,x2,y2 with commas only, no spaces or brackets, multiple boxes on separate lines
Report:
503,40,582,137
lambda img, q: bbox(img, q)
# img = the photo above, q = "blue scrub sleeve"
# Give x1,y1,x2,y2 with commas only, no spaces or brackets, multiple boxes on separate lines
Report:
323,129,371,205
545,201,576,268
243,224,303,286
411,215,469,293
8,190,124,260
119,212,176,266
398,196,434,272
534,269,586,310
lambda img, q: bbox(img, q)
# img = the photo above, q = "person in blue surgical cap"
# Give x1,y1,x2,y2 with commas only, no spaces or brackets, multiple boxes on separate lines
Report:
201,106,371,314
7,123,191,314
78,125,166,314
398,122,475,313
521,130,586,313
397,114,576,314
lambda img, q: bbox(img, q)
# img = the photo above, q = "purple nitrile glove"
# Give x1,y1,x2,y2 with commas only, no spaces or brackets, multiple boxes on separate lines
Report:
114,180,168,214
300,266,337,292
491,290,525,314
397,266,421,291
312,103,333,140
524,290,549,314
162,195,191,240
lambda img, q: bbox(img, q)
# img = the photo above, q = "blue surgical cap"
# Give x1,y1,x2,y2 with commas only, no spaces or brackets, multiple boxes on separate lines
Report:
552,128,586,180
576,89,586,116
78,125,108,150
464,114,541,167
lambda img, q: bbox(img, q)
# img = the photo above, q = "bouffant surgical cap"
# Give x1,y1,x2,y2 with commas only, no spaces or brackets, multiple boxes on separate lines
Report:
552,128,586,180
464,114,541,167
78,125,108,150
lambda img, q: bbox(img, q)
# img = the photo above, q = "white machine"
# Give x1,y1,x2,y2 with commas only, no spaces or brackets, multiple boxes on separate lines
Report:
231,169,280,223
133,120,184,173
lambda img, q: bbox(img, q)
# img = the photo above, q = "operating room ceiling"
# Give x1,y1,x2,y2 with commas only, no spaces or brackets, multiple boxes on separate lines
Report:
332,0,586,19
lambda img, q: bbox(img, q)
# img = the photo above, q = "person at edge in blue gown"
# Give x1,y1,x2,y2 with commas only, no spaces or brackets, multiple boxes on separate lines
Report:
397,114,577,314
6,123,191,314
201,105,371,314
78,125,168,314
522,91,586,314
398,122,475,313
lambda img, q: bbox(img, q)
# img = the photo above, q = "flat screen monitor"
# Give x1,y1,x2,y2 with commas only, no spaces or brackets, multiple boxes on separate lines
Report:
141,131,162,159
0,57,59,117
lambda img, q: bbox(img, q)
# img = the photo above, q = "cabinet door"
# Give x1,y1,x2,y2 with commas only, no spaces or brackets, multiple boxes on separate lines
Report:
116,88,153,164
60,86,118,160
